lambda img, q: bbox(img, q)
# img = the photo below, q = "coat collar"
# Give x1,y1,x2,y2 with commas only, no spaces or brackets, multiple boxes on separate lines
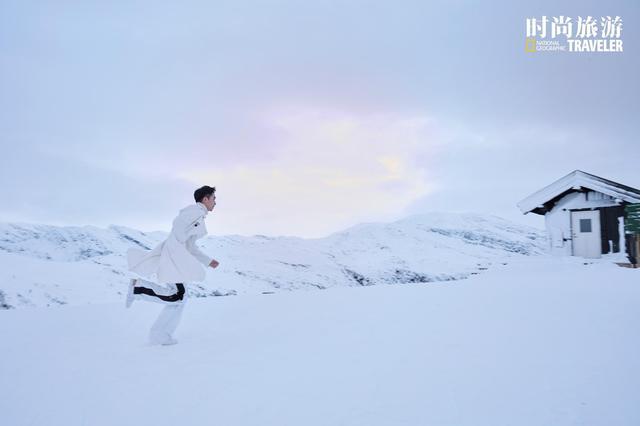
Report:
196,202,208,216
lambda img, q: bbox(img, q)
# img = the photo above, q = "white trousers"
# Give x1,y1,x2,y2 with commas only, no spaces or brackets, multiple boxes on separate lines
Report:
133,279,187,345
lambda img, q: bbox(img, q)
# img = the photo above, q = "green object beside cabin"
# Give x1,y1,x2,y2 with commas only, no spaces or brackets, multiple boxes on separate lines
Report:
625,203,640,233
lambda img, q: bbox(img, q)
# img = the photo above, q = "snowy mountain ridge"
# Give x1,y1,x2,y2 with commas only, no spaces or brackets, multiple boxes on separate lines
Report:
0,212,546,309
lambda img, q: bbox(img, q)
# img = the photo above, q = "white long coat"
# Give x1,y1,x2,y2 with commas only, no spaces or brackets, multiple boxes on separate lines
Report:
127,202,213,283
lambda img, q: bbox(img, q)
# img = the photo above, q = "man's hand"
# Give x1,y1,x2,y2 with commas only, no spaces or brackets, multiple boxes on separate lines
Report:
209,259,220,269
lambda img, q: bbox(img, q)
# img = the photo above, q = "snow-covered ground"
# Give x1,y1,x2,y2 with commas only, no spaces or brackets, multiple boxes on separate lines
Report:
0,212,545,309
1,255,639,425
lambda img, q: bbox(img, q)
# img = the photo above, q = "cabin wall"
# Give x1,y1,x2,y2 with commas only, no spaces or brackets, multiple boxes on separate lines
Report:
544,191,620,256
545,209,571,255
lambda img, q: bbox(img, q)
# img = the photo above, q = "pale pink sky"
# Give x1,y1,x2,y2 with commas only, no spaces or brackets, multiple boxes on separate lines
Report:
0,0,638,237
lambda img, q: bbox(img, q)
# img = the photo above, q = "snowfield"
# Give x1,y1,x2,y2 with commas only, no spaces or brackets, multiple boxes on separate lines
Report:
1,254,639,425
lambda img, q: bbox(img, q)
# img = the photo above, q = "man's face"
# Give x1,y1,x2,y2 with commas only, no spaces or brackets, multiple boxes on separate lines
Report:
202,194,216,211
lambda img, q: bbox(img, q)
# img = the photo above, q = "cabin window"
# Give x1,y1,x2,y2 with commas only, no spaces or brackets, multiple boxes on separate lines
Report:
579,218,592,232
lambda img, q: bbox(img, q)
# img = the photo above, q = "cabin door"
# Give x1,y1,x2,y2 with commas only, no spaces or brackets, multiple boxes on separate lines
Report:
571,210,601,258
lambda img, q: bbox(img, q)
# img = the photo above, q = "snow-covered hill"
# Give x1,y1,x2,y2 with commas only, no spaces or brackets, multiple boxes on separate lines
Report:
0,212,546,309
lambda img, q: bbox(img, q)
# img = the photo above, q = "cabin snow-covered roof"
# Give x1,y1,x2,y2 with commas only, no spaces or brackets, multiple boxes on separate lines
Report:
517,170,640,215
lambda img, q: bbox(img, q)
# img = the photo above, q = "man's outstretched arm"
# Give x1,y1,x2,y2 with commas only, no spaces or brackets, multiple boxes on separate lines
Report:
185,238,219,268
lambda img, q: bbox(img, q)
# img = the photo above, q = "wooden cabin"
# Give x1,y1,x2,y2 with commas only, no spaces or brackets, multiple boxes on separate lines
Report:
517,170,640,259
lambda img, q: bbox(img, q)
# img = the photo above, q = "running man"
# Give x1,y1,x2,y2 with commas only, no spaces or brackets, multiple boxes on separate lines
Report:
125,185,219,345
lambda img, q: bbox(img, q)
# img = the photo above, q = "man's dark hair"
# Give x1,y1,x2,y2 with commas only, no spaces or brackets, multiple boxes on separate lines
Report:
194,185,216,202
